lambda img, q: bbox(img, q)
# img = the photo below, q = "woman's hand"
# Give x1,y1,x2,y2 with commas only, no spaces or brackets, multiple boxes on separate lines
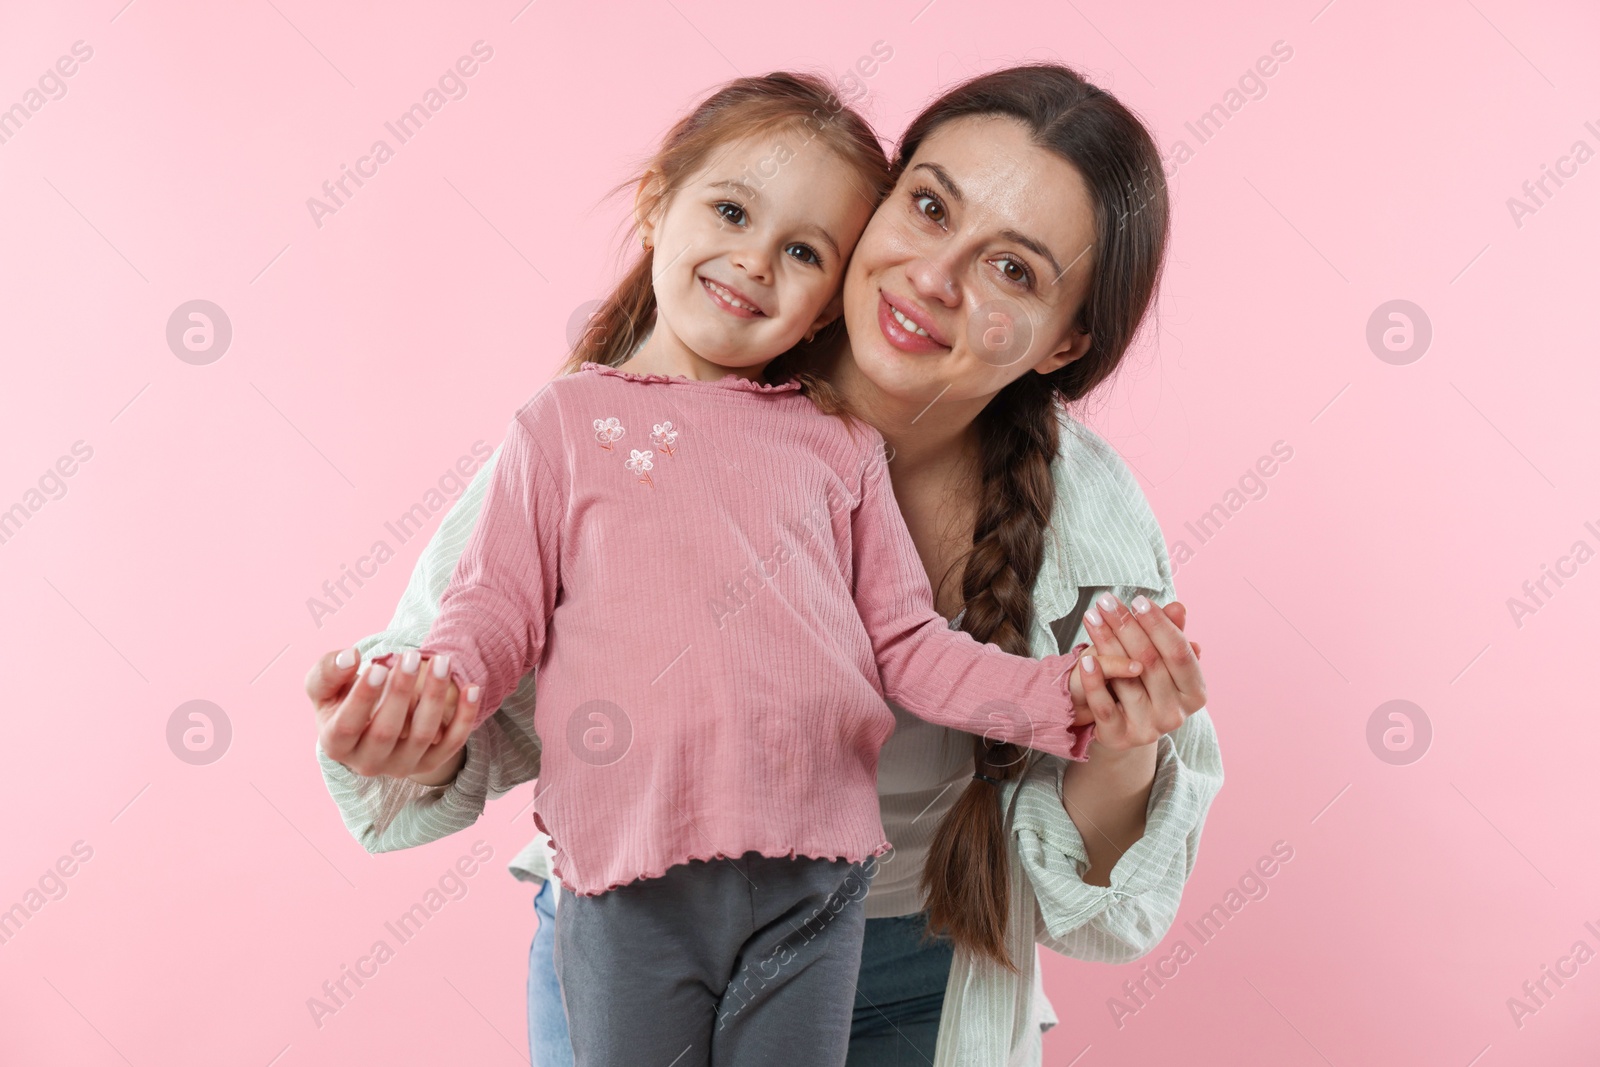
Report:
307,647,479,786
1072,594,1206,752
1064,653,1144,712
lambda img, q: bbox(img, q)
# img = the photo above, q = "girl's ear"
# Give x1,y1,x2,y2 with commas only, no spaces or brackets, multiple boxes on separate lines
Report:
805,291,845,340
634,171,667,249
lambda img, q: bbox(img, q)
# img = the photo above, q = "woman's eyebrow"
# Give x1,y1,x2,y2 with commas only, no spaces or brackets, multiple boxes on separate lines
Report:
914,162,1066,280
999,228,1063,281
912,162,963,203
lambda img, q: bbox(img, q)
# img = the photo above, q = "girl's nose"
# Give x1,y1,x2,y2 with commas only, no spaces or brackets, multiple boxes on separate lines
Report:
730,244,774,284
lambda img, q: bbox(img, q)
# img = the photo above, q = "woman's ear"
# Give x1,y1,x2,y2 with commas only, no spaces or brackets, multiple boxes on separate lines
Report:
634,171,666,250
1034,323,1092,376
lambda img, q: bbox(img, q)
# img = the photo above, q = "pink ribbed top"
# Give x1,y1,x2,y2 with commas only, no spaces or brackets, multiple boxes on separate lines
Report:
392,362,1093,896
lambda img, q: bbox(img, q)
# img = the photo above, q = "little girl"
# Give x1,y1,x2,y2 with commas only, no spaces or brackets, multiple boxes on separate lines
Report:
368,73,1138,1066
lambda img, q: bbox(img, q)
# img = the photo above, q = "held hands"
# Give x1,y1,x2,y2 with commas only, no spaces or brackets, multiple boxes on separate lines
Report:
307,648,480,786
1065,652,1145,711
1070,594,1207,752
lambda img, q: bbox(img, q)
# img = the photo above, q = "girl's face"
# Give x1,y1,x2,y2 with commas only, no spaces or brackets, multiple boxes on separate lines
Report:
639,130,876,373
842,116,1100,412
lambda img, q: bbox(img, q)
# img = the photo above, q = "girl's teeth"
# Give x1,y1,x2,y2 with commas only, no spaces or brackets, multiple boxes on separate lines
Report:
891,305,930,337
706,279,758,312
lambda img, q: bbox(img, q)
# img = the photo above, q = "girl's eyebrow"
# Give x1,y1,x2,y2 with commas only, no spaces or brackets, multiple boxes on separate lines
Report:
711,179,760,199
709,179,841,262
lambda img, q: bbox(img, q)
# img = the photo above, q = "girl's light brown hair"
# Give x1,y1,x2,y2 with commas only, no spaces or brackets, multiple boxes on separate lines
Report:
909,64,1171,970
560,71,894,419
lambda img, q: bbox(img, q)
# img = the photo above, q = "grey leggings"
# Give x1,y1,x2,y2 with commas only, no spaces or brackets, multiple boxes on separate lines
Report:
553,851,874,1067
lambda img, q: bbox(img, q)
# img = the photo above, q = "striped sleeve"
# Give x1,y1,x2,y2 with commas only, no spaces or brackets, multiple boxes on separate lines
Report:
315,443,544,853
1012,430,1225,964
1015,710,1223,962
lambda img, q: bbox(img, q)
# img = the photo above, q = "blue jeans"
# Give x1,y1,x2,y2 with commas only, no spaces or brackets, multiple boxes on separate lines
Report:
527,881,952,1065
527,879,574,1067
846,913,954,1065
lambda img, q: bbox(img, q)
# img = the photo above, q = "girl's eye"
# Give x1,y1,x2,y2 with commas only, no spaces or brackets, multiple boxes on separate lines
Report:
785,243,822,267
714,201,746,225
993,256,1034,288
910,187,946,225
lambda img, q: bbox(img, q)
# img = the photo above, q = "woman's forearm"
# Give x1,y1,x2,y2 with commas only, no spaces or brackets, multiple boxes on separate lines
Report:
1059,739,1159,886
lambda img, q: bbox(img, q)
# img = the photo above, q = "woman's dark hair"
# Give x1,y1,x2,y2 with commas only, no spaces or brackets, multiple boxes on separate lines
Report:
560,71,894,420
910,64,1171,969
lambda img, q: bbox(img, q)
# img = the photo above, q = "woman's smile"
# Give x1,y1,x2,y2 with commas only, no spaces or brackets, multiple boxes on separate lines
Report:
877,290,948,353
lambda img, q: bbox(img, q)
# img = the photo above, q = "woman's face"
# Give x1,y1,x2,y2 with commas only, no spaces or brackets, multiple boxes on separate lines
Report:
842,115,1099,412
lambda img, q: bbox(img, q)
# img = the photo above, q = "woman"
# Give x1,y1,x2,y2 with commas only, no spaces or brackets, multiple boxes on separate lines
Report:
309,64,1222,1066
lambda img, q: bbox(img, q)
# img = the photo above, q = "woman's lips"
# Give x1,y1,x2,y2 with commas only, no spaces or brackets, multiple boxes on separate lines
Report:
700,276,765,318
877,291,947,353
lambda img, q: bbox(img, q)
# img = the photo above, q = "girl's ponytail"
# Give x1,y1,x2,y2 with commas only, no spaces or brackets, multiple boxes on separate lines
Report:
564,251,656,374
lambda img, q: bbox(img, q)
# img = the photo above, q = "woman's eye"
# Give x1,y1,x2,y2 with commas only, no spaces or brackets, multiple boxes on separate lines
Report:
912,189,946,224
714,202,746,225
994,256,1033,288
786,243,821,266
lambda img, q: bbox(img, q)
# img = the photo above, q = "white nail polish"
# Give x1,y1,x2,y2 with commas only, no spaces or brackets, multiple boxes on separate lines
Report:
1084,608,1102,627
1133,595,1152,614
335,647,356,669
367,664,389,687
1097,593,1117,612
1082,654,1096,673
400,649,421,673
467,685,480,703
432,654,450,679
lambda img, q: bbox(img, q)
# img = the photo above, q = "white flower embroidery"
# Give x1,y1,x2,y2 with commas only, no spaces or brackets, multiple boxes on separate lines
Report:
625,448,655,488
650,421,678,457
593,417,624,451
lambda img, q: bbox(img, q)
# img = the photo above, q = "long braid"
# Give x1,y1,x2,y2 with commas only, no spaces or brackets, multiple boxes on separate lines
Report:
903,61,1170,971
919,373,1061,970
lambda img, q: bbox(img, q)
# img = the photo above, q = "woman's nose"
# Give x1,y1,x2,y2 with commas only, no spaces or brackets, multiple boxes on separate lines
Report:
905,254,959,307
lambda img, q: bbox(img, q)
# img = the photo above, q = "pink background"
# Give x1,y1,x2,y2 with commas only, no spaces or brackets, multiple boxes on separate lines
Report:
3,0,1598,1063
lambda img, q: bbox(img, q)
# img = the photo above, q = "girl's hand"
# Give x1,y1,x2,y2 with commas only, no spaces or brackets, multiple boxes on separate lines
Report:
307,648,478,785
1073,594,1207,752
1065,653,1144,718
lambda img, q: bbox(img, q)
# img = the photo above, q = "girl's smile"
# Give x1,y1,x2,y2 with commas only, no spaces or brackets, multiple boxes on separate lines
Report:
699,274,767,317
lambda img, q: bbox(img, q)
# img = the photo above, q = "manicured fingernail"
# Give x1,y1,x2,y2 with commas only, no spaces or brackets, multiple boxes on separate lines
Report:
1097,593,1117,612
1084,608,1102,628
367,664,389,687
466,685,480,704
1133,595,1152,614
432,653,450,679
400,649,421,673
1082,654,1096,674
335,647,356,669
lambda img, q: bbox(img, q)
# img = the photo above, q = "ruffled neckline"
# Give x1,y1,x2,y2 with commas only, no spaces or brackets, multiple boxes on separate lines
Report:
580,361,802,394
